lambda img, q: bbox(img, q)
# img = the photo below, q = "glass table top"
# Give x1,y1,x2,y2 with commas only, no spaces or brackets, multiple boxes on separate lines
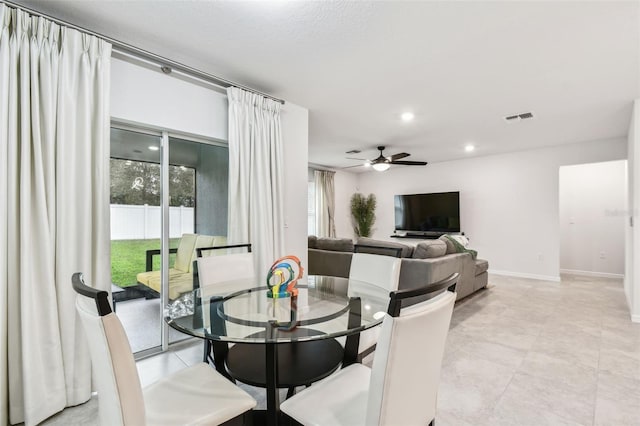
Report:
164,275,390,344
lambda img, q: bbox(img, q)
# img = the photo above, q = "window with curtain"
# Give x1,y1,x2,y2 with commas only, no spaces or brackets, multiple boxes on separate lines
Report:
314,169,336,238
308,170,316,235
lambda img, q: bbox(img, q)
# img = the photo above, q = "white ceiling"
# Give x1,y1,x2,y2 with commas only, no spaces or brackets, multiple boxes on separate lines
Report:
17,0,640,171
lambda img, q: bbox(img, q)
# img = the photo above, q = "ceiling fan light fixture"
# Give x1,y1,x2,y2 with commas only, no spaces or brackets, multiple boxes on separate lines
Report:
372,163,390,172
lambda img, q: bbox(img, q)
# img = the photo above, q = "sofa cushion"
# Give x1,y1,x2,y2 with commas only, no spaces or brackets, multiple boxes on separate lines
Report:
308,235,318,249
475,259,489,276
316,237,354,252
438,235,457,254
189,235,216,272
356,237,414,258
413,240,447,259
174,234,198,272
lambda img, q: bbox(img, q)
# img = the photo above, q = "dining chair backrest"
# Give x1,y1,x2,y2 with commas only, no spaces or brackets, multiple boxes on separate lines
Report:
365,285,456,425
349,252,401,291
72,273,145,426
196,244,255,287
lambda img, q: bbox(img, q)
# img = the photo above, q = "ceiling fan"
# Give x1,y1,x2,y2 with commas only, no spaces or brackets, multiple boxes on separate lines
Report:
347,146,428,171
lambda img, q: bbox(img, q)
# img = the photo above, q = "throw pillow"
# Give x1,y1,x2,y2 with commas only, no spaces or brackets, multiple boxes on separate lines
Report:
413,240,447,259
442,234,478,260
449,234,470,248
438,235,457,254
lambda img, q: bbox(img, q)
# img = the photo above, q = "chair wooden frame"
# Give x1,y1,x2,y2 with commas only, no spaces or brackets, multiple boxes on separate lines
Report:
387,272,458,317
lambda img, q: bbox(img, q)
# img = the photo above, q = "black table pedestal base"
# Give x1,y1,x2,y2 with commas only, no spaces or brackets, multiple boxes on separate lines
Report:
225,329,344,426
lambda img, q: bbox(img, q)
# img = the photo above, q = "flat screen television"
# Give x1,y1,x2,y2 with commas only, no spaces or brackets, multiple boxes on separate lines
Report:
394,191,460,234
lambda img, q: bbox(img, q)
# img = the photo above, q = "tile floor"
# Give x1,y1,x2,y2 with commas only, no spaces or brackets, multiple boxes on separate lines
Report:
40,273,640,426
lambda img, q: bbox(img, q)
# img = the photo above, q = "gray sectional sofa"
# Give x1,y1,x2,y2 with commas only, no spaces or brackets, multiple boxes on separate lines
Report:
308,235,488,301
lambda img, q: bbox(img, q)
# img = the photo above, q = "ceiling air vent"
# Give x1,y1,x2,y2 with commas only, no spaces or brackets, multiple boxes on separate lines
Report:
346,149,361,154
504,112,534,122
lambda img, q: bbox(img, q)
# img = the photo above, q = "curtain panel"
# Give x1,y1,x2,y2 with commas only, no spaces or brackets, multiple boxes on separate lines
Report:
314,170,336,238
227,87,285,276
0,5,111,425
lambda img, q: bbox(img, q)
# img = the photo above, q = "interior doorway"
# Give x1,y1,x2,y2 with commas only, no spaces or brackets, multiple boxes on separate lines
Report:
559,160,627,279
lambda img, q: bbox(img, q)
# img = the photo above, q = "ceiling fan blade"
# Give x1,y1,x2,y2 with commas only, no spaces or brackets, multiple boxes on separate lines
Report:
390,160,428,166
389,152,410,161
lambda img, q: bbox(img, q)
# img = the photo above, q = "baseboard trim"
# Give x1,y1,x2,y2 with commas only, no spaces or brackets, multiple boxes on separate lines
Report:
559,269,624,279
488,269,561,282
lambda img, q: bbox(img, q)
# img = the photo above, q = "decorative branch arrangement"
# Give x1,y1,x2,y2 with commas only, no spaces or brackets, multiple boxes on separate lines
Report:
350,193,376,238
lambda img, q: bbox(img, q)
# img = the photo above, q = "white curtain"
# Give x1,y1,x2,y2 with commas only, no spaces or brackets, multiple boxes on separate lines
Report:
0,5,111,425
227,87,285,277
314,170,336,238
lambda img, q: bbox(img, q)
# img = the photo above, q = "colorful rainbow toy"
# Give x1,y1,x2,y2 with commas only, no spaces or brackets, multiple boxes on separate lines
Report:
266,255,304,298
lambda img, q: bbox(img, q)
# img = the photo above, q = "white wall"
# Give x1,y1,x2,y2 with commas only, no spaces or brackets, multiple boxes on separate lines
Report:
111,57,228,139
626,99,640,322
355,138,627,281
281,102,310,269
559,161,626,278
111,56,310,267
334,170,359,239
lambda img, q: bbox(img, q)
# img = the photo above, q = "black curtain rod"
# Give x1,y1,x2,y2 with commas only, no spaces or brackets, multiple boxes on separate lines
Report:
1,0,285,104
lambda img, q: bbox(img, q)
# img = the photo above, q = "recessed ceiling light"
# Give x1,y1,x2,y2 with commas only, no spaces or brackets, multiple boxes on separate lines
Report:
465,144,475,153
148,145,159,151
401,112,414,122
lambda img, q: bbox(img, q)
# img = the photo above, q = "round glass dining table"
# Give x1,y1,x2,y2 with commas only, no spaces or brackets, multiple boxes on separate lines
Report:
164,275,390,426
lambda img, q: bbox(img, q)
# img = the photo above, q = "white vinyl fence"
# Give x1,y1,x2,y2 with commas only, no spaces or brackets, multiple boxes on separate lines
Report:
111,204,194,240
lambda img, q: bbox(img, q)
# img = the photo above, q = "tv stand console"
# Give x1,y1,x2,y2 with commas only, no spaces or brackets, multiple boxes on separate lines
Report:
390,232,445,240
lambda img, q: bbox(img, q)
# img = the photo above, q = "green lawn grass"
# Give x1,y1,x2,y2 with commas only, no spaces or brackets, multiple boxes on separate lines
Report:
111,238,180,287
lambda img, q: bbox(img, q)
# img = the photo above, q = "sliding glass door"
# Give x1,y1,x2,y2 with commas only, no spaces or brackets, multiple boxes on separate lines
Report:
110,125,228,355
167,136,229,344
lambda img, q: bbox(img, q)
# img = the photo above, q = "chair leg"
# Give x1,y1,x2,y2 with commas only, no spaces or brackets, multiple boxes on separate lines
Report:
281,412,303,426
243,410,254,426
203,339,213,364
219,411,252,426
286,386,296,399
356,344,376,364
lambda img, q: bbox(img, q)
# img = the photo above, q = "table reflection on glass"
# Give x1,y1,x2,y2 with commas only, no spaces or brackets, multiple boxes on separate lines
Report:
165,275,389,426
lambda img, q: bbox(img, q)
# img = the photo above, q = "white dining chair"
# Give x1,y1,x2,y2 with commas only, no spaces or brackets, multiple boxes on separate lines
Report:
348,252,402,361
72,273,256,426
195,243,255,293
191,244,257,379
281,273,458,426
